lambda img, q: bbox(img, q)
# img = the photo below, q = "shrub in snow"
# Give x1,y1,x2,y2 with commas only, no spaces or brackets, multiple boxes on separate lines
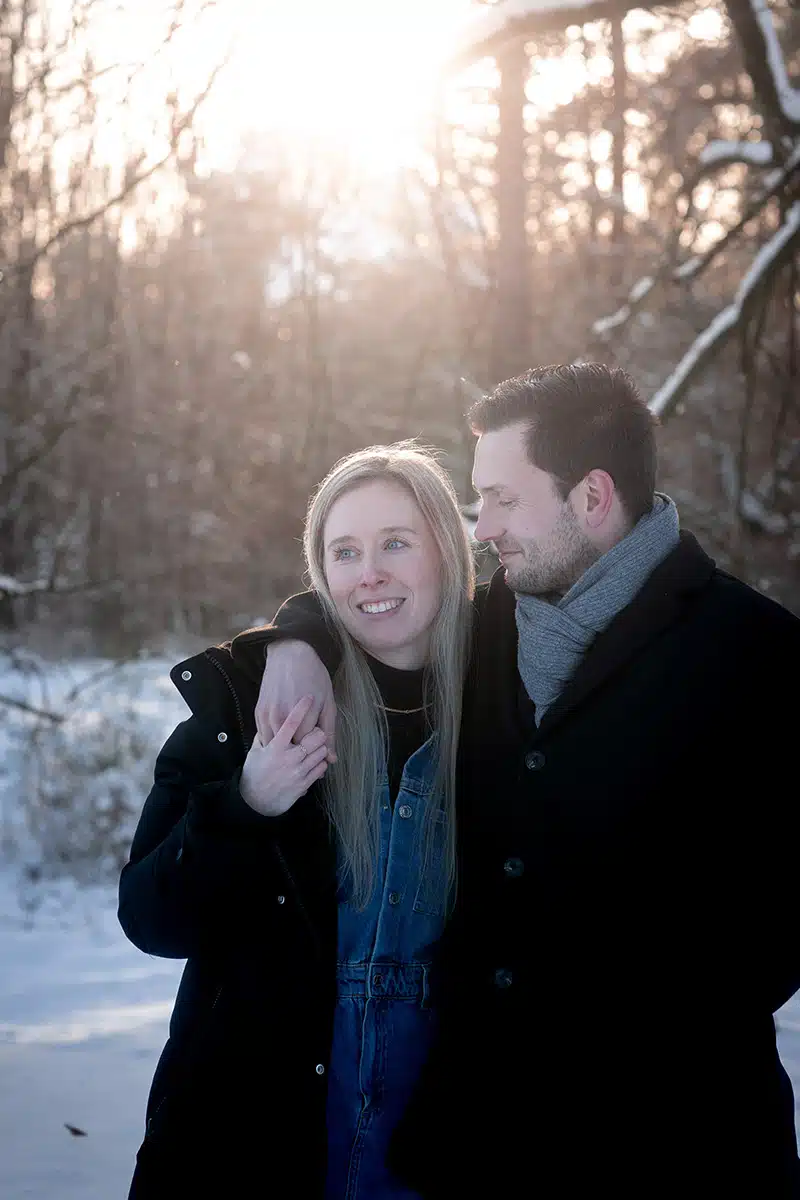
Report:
1,659,188,885
24,705,157,883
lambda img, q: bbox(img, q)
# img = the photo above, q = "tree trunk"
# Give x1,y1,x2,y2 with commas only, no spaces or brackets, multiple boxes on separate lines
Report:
609,14,627,288
491,37,531,384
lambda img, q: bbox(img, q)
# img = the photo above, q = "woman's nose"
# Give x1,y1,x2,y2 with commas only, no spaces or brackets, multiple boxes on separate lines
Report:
359,557,388,587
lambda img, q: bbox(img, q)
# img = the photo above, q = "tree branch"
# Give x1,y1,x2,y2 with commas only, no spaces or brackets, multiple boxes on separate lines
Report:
3,46,232,277
649,202,800,420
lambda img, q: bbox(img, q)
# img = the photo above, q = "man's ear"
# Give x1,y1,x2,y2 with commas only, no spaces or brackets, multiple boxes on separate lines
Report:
581,470,616,529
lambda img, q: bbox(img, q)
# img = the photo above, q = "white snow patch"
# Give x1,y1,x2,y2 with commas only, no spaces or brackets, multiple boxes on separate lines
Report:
699,139,774,168
0,867,183,1199
593,303,631,336
629,275,655,303
0,575,49,597
674,255,702,281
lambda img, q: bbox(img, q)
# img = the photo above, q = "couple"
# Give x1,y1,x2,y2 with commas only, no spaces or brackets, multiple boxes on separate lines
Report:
120,363,800,1199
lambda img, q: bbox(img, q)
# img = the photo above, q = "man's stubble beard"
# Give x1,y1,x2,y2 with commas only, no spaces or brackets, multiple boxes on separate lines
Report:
505,507,599,599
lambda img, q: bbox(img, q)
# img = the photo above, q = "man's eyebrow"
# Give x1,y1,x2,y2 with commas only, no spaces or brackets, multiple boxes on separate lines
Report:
472,483,507,496
327,525,417,548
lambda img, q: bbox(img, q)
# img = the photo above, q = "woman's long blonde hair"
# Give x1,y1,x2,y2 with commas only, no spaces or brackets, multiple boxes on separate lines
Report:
303,441,475,909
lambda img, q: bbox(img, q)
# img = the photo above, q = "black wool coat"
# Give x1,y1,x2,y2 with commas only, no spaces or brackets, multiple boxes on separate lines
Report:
271,533,800,1199
118,642,340,1199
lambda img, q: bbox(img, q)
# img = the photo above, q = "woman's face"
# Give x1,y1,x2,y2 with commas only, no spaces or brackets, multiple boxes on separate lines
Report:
322,478,443,670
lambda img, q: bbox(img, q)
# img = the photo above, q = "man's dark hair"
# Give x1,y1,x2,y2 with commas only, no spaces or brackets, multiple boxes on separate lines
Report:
468,363,658,523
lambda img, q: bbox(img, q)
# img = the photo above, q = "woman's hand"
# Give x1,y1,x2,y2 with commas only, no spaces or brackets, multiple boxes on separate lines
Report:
240,696,330,817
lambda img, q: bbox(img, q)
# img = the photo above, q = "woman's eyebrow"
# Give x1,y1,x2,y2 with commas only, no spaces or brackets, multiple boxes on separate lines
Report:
326,525,417,550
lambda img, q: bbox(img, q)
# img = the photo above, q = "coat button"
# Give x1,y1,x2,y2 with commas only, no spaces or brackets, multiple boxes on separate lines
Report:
398,804,413,819
315,1063,325,1075
494,968,513,990
277,895,285,905
525,750,545,770
388,891,401,905
181,670,192,681
503,857,524,878
217,732,228,743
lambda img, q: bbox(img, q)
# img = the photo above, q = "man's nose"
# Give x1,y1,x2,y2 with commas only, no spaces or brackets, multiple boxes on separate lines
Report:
474,507,500,544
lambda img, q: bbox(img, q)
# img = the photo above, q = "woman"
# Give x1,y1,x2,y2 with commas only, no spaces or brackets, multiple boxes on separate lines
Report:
118,441,475,1198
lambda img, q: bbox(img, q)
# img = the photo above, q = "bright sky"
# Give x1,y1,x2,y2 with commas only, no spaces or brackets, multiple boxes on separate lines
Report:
87,0,724,173
88,0,480,177
64,0,726,243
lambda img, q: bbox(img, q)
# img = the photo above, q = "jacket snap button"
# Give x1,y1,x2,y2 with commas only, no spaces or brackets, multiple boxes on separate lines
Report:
525,750,545,770
494,967,513,990
388,891,401,905
277,895,285,905
217,732,228,743
398,804,412,819
181,670,192,681
315,1063,325,1075
503,857,524,878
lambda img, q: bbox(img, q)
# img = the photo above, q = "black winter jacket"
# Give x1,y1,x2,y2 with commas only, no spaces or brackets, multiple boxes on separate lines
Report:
119,641,339,1198
269,533,800,1199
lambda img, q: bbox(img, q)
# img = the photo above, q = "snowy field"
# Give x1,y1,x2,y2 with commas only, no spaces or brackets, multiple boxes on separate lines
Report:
0,654,799,1198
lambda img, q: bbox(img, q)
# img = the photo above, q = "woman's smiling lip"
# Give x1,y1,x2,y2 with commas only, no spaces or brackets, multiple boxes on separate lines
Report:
356,597,406,615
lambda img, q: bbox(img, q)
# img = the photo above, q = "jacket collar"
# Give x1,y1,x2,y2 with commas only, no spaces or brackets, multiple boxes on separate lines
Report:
170,645,258,748
518,531,717,738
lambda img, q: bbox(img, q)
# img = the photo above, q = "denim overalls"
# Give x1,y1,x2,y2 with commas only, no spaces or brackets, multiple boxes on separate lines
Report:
324,736,447,1200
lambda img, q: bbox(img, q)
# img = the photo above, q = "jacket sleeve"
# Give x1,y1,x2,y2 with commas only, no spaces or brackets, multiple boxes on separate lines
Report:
118,716,307,959
268,591,343,677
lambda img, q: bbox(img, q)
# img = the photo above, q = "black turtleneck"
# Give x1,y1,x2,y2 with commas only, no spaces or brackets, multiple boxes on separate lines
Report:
364,653,431,804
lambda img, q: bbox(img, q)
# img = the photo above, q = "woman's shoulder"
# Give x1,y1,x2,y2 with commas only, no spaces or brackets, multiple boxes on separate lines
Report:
169,645,258,735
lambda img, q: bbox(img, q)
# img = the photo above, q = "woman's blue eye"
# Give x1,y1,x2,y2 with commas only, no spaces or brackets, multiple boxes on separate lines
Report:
333,547,356,560
498,499,517,510
386,538,407,550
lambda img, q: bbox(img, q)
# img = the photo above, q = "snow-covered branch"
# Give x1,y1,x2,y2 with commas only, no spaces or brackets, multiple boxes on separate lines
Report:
726,0,800,134
592,276,655,336
0,576,52,599
592,143,800,338
748,0,800,126
649,203,800,420
699,139,774,168
447,0,660,71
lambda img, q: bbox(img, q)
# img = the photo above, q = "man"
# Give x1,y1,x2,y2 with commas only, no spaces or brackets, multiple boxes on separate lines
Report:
255,364,800,1197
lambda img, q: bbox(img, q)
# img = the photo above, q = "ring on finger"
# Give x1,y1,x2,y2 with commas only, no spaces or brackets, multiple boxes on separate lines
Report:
297,743,308,760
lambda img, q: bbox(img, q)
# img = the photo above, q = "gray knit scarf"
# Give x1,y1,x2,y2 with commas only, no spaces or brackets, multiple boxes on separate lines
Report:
515,493,680,725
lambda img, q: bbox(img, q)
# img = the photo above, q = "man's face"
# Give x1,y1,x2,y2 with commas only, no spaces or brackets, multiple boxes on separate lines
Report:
472,422,599,597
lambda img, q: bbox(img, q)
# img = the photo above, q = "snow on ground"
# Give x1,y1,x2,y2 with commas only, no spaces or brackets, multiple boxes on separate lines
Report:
1,655,800,1197
0,652,189,1199
0,870,184,1200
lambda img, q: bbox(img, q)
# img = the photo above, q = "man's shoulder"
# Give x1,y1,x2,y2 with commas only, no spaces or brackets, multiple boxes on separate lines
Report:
703,565,799,634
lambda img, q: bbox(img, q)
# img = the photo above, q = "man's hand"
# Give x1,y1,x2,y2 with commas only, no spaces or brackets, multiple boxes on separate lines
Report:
240,698,329,816
255,640,337,763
